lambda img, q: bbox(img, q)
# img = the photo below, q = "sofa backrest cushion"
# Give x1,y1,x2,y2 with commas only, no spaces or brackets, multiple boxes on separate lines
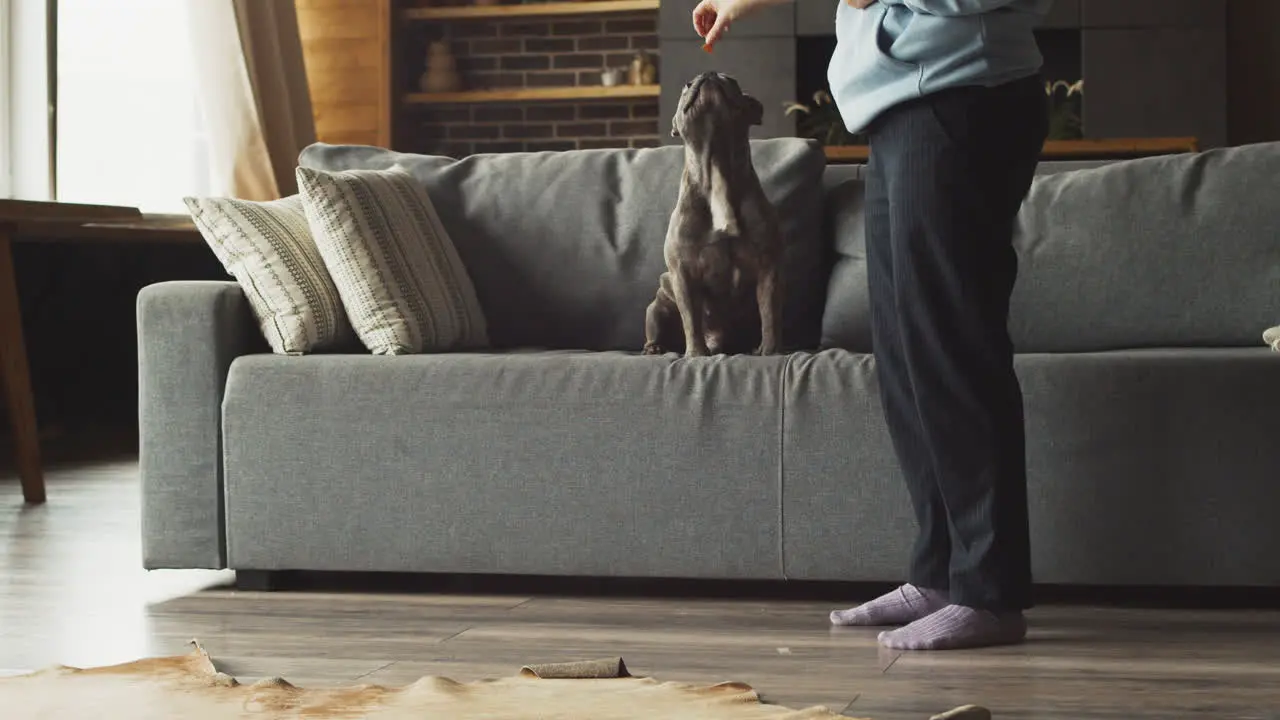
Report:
299,139,828,352
820,161,1103,352
819,165,871,352
820,143,1280,353
1008,142,1280,351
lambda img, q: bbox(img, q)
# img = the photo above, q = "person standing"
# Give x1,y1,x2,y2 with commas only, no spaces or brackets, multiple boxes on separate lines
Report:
692,0,1051,650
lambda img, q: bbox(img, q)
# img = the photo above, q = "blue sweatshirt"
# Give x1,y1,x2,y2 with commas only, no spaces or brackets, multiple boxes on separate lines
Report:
826,0,1052,134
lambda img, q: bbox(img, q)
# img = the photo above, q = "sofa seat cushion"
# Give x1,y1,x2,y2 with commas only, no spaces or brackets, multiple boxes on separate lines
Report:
782,348,1280,586
221,350,788,578
298,139,828,353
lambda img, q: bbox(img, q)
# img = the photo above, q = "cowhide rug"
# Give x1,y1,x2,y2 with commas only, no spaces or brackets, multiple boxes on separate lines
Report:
0,642,857,720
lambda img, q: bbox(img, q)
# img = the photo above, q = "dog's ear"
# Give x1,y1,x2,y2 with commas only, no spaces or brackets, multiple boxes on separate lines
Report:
741,95,764,126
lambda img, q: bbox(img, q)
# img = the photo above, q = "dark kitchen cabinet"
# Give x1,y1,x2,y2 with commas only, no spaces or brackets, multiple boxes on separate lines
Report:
659,37,798,144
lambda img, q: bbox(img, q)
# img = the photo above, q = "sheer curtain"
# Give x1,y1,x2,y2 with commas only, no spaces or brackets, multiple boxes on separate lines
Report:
54,0,315,213
222,0,316,199
0,0,12,199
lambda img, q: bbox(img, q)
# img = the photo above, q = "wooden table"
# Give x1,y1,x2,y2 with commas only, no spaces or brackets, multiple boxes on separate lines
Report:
0,200,200,504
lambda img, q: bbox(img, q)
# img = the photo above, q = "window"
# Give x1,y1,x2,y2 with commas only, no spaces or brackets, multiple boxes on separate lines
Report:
1,0,12,199
54,0,211,212
5,0,53,201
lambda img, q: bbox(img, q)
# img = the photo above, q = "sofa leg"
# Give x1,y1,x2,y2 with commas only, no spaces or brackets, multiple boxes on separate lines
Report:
235,570,286,592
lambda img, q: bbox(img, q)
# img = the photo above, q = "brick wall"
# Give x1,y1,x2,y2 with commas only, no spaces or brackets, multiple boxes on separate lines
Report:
402,10,661,156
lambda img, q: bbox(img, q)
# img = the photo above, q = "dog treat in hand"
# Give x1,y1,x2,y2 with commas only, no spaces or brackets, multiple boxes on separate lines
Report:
702,43,713,53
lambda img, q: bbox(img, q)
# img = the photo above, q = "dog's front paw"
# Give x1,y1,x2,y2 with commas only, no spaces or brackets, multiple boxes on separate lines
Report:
754,343,779,356
642,342,665,356
684,346,710,359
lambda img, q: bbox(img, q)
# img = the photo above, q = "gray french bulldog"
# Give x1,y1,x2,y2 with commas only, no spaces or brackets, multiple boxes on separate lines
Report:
643,71,784,358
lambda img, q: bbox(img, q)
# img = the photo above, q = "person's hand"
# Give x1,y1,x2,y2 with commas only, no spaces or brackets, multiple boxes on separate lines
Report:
846,0,876,7
691,0,772,49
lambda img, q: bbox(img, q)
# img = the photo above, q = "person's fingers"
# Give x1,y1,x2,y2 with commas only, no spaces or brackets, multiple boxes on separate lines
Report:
695,13,711,37
705,14,730,46
691,1,716,37
697,8,719,37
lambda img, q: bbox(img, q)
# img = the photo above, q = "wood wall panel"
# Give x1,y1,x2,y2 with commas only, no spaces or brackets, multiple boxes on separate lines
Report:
295,0,392,148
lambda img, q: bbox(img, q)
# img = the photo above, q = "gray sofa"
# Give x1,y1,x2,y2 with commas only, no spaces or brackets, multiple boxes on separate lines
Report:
137,138,1280,589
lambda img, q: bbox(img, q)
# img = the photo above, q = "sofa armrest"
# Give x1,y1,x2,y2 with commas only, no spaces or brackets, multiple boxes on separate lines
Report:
137,280,263,569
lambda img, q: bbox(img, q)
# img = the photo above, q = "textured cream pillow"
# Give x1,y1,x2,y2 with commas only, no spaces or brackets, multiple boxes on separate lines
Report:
184,194,354,355
295,165,489,355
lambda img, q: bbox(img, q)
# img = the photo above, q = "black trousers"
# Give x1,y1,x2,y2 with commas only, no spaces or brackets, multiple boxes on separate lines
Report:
864,74,1048,611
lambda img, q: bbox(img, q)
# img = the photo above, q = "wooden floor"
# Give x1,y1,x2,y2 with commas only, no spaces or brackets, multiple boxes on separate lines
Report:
3,454,1280,720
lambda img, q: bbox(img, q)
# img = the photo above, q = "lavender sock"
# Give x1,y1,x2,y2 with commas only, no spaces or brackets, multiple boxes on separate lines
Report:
876,604,1027,651
829,584,948,627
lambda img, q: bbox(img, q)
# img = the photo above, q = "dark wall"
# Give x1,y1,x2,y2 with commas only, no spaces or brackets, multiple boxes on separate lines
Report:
660,0,1232,149
6,240,226,438
1226,0,1280,144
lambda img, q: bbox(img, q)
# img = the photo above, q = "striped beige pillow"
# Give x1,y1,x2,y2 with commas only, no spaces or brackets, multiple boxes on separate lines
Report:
295,166,489,355
184,194,354,355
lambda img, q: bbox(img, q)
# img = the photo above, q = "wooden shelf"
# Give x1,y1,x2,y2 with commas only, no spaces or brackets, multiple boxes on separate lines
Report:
824,137,1200,164
822,146,869,163
1039,137,1199,158
404,0,659,21
405,84,660,104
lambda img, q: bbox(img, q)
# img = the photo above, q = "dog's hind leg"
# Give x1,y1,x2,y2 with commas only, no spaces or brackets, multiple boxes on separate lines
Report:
644,299,672,355
644,276,682,355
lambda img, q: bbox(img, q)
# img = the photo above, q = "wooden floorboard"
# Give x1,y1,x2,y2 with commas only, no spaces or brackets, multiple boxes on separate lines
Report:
3,456,1280,719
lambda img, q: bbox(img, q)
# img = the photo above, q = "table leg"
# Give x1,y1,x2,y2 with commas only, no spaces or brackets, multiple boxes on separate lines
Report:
0,231,46,504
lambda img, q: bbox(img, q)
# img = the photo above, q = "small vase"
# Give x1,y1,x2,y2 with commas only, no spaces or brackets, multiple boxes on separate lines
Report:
420,41,462,93
601,68,624,86
640,60,657,85
628,51,656,86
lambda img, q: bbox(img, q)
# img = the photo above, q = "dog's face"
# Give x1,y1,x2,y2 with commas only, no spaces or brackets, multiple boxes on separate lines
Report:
670,71,764,141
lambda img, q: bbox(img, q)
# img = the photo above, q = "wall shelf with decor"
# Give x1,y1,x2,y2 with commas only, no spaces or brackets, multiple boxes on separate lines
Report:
393,0,664,155
405,84,659,104
823,137,1200,164
403,0,661,21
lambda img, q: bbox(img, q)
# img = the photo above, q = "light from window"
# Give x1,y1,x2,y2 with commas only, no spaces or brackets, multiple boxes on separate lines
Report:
0,0,12,199
56,0,212,213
